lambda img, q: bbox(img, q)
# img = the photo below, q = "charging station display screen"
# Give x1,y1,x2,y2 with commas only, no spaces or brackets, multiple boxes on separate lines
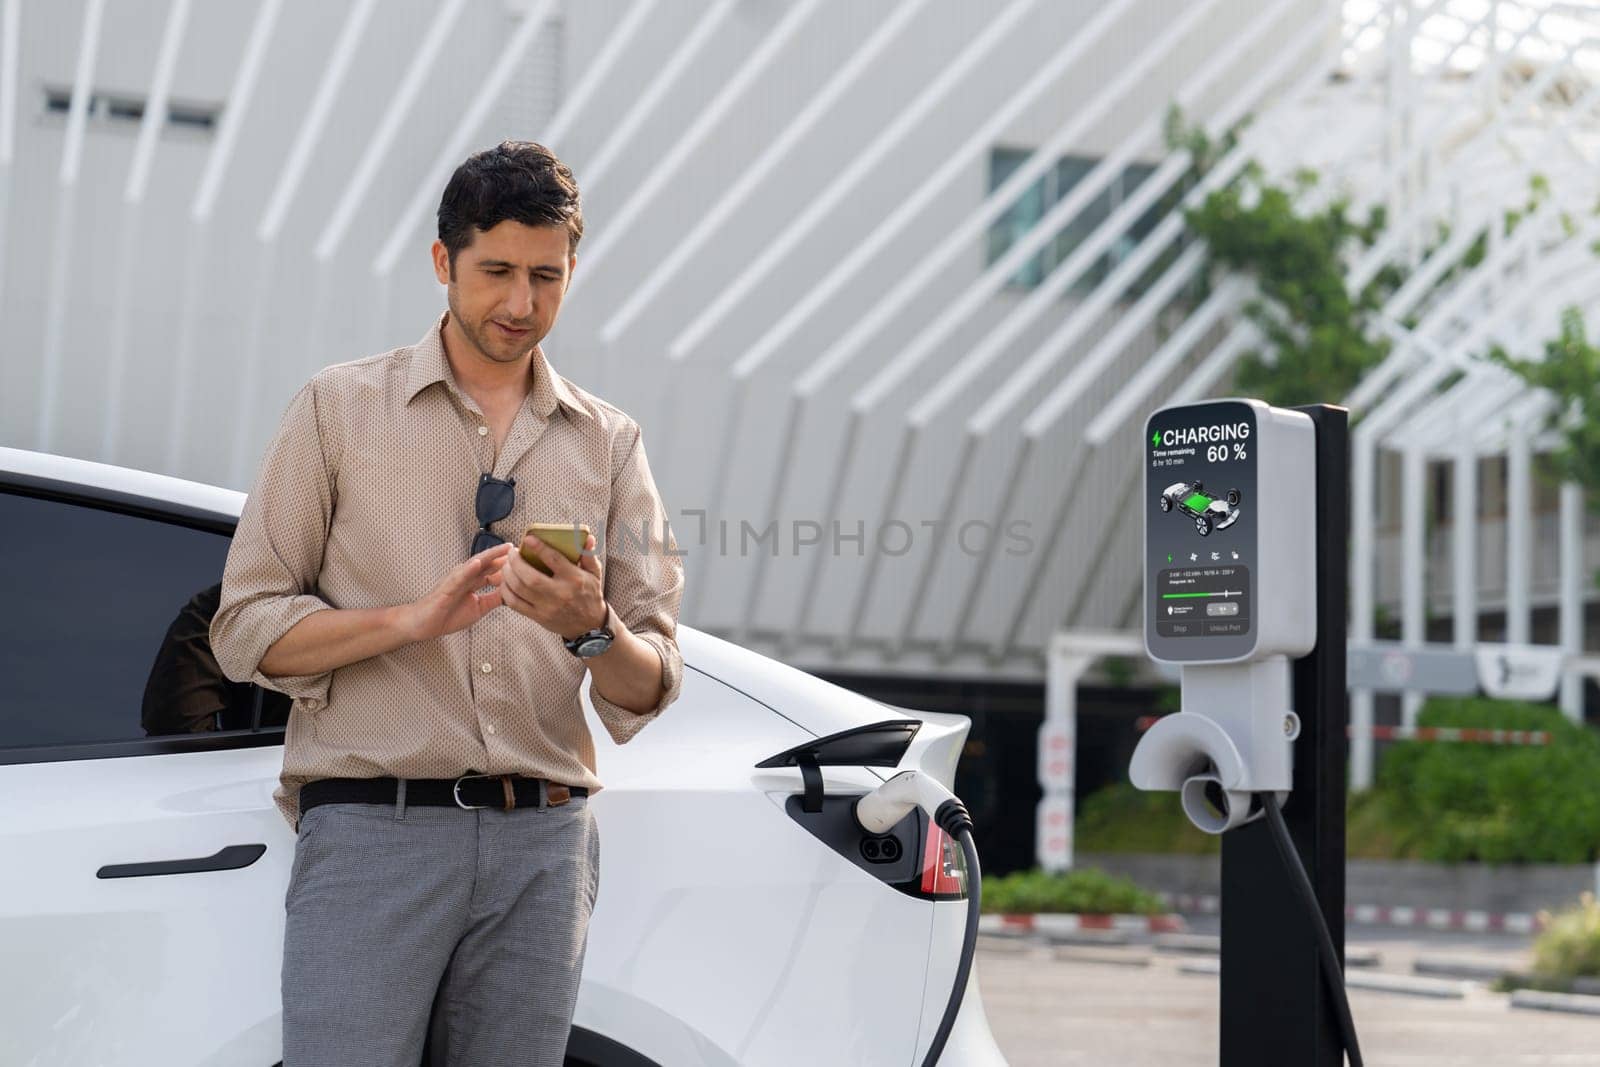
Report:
1146,401,1259,662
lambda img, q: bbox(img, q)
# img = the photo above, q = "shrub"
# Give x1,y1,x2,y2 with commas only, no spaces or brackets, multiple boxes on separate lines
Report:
1376,697,1600,864
1076,697,1600,864
980,867,1166,916
1075,782,1220,855
1532,894,1600,980
1077,779,1421,860
1345,785,1422,860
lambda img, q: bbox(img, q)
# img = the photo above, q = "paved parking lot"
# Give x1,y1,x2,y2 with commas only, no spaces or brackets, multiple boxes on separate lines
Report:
977,927,1600,1066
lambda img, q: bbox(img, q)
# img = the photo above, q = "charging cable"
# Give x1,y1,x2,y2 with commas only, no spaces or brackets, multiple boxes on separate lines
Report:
1257,791,1364,1067
854,771,982,1067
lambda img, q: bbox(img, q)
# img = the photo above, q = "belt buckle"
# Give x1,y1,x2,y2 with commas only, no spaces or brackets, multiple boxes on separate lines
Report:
452,773,495,810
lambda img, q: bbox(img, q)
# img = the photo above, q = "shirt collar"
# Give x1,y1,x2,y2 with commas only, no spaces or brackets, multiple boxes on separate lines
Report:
405,310,591,422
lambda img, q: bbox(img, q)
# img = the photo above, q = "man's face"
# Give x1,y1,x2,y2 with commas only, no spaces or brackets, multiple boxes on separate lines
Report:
431,220,576,367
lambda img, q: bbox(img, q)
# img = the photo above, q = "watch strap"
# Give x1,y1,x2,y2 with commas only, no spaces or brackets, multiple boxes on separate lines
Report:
563,600,615,655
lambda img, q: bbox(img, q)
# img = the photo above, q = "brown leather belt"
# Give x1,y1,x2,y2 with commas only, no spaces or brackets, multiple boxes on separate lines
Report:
300,774,587,815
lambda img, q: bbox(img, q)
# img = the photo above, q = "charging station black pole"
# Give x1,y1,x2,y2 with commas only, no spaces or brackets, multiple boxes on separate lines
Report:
1219,404,1349,1065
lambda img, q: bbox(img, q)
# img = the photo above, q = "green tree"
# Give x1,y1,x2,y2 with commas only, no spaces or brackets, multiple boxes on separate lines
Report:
1167,110,1398,407
1492,307,1600,501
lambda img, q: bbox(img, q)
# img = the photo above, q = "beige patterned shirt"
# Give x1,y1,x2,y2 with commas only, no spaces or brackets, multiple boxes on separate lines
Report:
211,311,684,828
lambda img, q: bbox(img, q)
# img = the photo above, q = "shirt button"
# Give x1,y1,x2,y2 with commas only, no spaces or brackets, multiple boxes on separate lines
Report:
486,723,497,735
478,425,489,436
481,662,493,674
303,698,322,710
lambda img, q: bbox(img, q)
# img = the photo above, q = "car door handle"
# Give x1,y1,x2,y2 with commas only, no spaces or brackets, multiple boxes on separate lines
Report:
96,843,268,880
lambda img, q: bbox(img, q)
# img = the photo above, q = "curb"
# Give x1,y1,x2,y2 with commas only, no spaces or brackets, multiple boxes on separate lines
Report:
1178,958,1471,998
1510,990,1600,1017
1163,894,1543,934
1153,933,1222,955
1413,956,1514,982
1345,971,1469,999
1048,946,1154,968
1153,933,1380,968
979,912,1187,936
1485,974,1600,996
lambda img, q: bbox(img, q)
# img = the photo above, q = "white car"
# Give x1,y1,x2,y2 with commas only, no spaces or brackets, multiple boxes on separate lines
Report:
0,446,1007,1067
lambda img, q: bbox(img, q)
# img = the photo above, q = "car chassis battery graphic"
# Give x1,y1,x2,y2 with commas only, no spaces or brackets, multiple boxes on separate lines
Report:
1158,480,1242,536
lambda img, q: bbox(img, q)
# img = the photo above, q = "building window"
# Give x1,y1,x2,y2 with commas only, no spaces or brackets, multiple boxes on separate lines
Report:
1479,456,1507,518
986,147,1167,297
42,85,220,135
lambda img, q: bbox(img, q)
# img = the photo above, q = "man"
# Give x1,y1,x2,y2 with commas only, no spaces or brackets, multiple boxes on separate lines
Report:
211,141,684,1067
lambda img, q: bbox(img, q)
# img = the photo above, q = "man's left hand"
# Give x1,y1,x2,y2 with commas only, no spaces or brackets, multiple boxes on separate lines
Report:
500,531,608,641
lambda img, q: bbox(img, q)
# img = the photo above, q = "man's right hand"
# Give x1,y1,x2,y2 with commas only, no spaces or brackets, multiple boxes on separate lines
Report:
401,543,514,643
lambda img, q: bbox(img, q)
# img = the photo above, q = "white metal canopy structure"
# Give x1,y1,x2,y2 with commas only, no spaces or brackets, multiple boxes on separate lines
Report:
1326,1,1600,784
2,0,1594,694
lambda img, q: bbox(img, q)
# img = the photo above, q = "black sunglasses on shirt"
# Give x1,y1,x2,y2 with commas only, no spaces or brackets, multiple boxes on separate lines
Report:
471,472,516,556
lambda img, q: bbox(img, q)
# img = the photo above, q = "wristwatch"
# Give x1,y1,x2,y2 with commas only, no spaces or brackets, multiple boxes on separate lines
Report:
563,601,615,659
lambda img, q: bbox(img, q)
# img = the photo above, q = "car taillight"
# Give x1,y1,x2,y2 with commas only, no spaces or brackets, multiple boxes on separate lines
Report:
920,823,966,897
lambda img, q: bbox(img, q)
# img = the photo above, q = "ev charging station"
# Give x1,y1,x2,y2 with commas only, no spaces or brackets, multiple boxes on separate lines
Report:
1130,399,1359,1067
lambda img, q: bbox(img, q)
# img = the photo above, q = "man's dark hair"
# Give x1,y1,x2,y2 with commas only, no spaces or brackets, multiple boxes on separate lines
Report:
437,140,583,273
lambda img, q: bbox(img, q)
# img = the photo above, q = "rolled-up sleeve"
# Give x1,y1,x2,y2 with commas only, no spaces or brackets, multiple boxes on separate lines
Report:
589,422,685,744
209,379,338,707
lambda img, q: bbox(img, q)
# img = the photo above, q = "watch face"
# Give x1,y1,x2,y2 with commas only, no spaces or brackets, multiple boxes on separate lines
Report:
576,635,611,657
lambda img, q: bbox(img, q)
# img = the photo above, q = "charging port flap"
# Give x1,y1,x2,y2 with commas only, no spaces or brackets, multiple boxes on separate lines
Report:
755,719,923,811
754,718,923,769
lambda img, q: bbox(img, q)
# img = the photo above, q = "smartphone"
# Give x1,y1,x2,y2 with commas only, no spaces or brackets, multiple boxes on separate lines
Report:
520,522,592,576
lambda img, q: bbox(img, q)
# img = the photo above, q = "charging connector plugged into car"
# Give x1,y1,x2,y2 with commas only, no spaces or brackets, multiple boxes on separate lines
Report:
756,721,981,1067
851,769,979,1067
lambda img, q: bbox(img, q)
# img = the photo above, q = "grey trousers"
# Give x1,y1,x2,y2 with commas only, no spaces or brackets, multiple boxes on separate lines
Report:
281,792,599,1067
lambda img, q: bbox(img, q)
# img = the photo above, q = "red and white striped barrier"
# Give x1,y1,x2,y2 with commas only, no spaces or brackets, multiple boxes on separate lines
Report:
1133,716,1552,746
986,902,1543,935
1160,893,1544,934
1347,904,1543,935
979,912,1186,936
1162,893,1220,916
1363,725,1551,746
